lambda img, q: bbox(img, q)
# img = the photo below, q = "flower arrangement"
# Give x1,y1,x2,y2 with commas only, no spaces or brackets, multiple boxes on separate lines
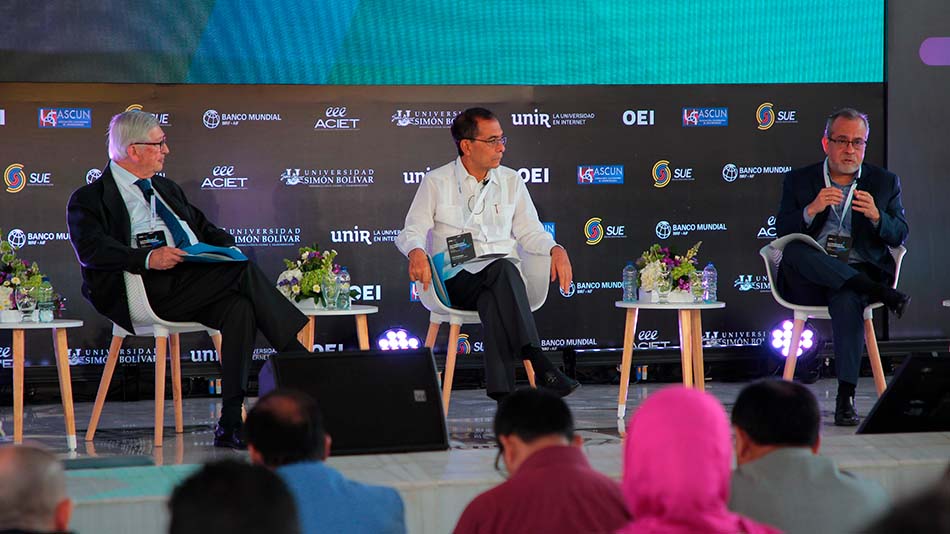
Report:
0,229,64,312
635,241,703,292
276,244,357,307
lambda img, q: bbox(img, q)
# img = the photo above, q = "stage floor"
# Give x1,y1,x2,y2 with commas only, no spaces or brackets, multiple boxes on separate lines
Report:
2,379,949,534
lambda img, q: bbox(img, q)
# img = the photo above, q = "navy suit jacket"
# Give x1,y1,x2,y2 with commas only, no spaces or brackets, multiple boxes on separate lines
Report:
776,161,908,281
66,163,235,332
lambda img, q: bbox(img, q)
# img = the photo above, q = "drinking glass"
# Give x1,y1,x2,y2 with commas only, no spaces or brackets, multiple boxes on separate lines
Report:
14,287,37,322
689,270,704,303
656,266,672,304
321,273,339,310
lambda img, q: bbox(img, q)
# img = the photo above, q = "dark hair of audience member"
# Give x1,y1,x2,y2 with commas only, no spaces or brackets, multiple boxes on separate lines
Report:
168,459,300,534
494,388,574,446
451,107,497,156
731,379,820,447
861,477,950,534
244,389,326,466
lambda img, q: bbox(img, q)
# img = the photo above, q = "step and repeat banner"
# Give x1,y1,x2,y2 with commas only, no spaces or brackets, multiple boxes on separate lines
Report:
0,83,885,370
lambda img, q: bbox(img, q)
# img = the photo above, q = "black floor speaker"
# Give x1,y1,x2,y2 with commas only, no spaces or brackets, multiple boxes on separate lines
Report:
258,349,449,455
857,353,950,434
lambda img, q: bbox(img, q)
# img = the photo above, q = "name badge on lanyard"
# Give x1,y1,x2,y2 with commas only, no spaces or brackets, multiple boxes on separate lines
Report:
446,174,492,266
822,159,859,262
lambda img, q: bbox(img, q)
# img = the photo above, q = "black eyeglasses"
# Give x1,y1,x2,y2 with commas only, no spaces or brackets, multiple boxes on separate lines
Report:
465,136,507,147
132,136,167,148
826,137,867,149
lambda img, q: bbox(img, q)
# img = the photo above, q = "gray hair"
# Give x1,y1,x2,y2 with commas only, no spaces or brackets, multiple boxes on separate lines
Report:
0,445,67,531
824,107,869,138
108,110,159,161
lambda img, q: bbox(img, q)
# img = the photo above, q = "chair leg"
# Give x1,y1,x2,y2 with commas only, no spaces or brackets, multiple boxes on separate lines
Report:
442,324,461,416
86,336,123,442
211,332,223,362
425,322,440,348
523,360,537,388
170,334,184,434
782,319,806,380
864,319,887,396
154,336,168,447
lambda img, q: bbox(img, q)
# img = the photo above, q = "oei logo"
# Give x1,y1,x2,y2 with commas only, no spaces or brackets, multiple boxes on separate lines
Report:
655,220,672,240
203,109,221,129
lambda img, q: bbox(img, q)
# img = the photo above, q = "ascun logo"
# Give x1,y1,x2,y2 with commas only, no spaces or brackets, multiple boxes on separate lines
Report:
519,167,549,184
577,165,624,185
511,108,595,128
38,107,92,128
656,219,727,239
652,160,693,188
585,217,626,245
722,163,791,182
203,108,282,129
280,168,375,188
409,283,420,302
223,227,302,247
542,222,555,240
329,226,400,246
314,106,360,130
757,215,777,239
682,107,728,127
85,168,102,184
202,165,249,190
756,102,797,130
125,104,171,126
734,274,771,293
4,163,52,192
391,109,461,128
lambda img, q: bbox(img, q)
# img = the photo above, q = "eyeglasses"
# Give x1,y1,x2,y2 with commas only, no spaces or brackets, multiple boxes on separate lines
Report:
826,137,867,149
132,136,167,148
465,136,507,147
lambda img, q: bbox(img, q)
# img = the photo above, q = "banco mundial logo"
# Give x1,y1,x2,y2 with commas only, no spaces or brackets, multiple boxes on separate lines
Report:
655,220,672,240
86,168,102,184
722,164,739,182
203,109,221,129
7,229,26,249
559,281,576,298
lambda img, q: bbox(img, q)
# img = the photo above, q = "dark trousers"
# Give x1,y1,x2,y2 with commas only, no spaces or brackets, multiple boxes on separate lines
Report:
143,261,307,418
444,259,541,395
778,241,885,385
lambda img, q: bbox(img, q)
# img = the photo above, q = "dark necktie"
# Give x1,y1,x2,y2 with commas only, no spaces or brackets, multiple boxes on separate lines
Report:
133,179,192,247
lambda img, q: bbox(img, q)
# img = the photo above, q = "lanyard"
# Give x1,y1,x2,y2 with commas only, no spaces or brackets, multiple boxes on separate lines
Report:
458,170,493,230
823,159,860,234
149,194,157,232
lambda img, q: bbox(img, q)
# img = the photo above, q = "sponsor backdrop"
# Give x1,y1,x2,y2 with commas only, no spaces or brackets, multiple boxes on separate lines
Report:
0,83,886,371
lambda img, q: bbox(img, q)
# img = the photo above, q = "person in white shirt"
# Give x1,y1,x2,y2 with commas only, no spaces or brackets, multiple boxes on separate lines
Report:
395,108,579,401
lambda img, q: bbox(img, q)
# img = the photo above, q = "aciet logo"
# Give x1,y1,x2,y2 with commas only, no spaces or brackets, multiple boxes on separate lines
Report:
4,164,26,193
757,215,777,239
314,106,360,130
202,165,249,190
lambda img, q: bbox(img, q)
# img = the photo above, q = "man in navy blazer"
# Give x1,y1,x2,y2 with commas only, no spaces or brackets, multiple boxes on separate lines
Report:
67,110,307,448
775,107,909,426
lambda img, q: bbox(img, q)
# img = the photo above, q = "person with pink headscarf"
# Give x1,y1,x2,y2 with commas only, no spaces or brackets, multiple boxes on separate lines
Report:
619,386,782,534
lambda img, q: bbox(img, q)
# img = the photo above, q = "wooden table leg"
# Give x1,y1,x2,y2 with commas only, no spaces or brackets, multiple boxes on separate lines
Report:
677,310,694,388
617,308,639,419
52,328,77,450
296,318,315,352
689,310,706,392
12,329,24,444
355,314,370,351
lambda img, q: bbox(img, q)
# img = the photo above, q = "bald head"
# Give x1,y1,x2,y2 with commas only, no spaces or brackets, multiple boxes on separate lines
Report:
245,389,328,467
0,445,71,532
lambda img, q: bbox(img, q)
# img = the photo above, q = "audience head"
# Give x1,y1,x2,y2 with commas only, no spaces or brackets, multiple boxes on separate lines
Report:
168,459,300,534
245,389,329,468
451,107,497,157
108,110,161,161
0,445,72,533
620,386,779,534
861,477,950,534
731,379,821,464
494,388,579,475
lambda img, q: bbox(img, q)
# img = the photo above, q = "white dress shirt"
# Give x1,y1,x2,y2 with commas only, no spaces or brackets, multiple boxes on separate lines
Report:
395,158,557,274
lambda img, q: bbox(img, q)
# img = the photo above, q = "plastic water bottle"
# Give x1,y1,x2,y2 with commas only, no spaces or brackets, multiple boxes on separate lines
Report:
622,261,638,302
702,262,718,303
336,268,351,310
37,277,55,322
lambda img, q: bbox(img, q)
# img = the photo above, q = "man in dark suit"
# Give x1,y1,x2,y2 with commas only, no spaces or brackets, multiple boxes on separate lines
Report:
776,107,910,426
67,110,307,448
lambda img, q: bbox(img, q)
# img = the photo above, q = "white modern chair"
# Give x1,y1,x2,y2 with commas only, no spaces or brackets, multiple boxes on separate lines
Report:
85,272,222,447
760,233,906,396
417,248,551,415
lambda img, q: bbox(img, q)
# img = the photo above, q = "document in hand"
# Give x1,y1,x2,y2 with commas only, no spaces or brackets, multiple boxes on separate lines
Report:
182,243,248,263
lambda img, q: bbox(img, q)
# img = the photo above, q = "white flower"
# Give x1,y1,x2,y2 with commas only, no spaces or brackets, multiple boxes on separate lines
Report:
0,286,11,310
276,269,303,299
301,252,309,261
639,261,663,292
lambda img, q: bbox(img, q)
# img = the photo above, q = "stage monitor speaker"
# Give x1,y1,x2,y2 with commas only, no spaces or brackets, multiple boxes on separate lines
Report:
857,353,950,434
259,349,449,455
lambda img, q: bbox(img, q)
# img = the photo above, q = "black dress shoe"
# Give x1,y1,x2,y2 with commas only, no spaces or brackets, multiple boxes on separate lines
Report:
538,369,581,397
834,394,860,427
213,423,248,450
